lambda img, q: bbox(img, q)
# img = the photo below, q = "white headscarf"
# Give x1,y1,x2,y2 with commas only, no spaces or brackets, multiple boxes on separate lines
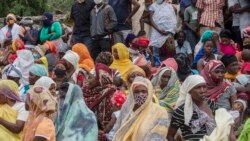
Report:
34,76,55,89
62,50,80,70
13,50,34,85
175,75,206,125
2,64,22,78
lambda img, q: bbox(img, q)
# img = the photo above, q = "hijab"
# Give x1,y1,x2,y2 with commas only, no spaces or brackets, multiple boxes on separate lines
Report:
42,12,53,27
200,60,231,101
110,43,133,81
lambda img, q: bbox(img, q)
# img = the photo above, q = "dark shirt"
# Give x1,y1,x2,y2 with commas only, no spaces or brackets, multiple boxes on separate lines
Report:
170,99,217,140
109,0,132,31
71,0,95,36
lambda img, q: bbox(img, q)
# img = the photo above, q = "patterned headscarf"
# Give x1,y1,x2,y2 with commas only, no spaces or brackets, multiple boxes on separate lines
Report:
12,39,25,52
200,60,231,101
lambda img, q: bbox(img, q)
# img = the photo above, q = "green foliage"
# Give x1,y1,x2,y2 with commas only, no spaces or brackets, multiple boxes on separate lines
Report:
0,0,73,17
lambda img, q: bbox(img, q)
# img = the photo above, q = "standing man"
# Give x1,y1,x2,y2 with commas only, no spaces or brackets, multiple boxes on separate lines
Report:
70,0,95,51
109,0,140,43
90,0,117,60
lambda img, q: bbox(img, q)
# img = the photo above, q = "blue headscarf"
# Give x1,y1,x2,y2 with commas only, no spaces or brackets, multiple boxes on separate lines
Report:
55,83,98,141
42,12,53,27
30,64,48,77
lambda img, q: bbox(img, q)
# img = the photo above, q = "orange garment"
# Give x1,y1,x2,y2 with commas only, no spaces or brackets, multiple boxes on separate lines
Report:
72,43,94,72
44,41,58,55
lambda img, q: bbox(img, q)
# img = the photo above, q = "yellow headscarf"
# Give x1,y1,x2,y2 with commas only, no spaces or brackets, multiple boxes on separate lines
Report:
112,77,168,141
110,43,133,81
0,80,19,95
72,43,94,72
126,65,146,85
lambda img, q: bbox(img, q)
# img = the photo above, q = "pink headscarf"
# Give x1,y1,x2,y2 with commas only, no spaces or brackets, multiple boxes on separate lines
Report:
160,58,178,71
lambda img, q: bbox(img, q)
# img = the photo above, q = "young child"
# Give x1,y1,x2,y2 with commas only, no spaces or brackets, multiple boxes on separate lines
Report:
219,29,240,56
233,74,250,101
103,90,126,141
241,49,250,74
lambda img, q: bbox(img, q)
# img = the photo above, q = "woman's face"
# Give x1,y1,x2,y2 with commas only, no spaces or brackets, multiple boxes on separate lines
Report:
133,85,148,106
211,68,226,83
113,48,119,60
227,62,240,74
204,40,213,54
29,72,40,85
160,70,171,87
49,84,56,97
189,83,207,102
128,72,144,84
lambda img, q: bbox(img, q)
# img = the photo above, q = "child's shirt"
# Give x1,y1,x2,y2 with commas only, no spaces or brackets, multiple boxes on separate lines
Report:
241,62,250,74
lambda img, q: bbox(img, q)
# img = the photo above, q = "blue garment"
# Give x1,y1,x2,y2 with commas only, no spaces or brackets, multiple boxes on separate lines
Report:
30,64,48,77
180,0,192,13
55,83,98,141
109,0,132,31
193,47,218,64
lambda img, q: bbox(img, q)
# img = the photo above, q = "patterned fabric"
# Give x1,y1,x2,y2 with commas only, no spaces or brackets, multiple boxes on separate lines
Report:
151,67,180,112
196,0,225,27
83,63,116,129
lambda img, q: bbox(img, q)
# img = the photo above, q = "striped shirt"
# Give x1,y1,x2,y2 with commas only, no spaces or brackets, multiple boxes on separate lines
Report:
170,99,217,140
196,0,225,27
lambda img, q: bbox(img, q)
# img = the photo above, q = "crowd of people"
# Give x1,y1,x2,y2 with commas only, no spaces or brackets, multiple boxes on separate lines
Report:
0,0,250,140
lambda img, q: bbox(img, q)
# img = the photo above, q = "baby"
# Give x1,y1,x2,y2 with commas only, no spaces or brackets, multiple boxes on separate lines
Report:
233,74,250,100
229,99,247,136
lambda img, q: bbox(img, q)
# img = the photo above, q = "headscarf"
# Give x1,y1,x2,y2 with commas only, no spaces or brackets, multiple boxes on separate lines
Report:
34,76,55,89
133,37,150,48
62,50,80,70
23,86,57,141
125,33,136,47
238,118,250,141
95,51,113,66
174,53,192,82
2,64,22,78
0,80,21,102
126,65,146,86
96,63,113,85
13,50,34,85
44,41,57,54
175,75,206,125
151,67,180,111
160,58,178,72
111,90,126,108
112,77,168,141
30,64,48,77
12,39,25,52
201,30,214,43
42,12,53,27
6,13,17,22
110,43,133,81
200,60,231,101
243,26,250,38
55,83,98,141
72,43,94,72
236,74,249,86
34,45,48,56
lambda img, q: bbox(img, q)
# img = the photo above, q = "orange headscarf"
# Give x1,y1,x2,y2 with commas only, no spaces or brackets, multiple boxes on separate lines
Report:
72,43,94,72
44,41,57,54
12,39,25,52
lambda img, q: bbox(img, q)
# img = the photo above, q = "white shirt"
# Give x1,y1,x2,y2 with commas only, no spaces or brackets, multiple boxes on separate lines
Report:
12,102,29,121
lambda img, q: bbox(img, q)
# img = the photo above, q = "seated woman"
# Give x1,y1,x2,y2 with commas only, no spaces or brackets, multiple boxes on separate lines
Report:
167,75,216,141
221,55,240,82
201,60,237,110
151,66,180,115
22,86,57,141
0,80,29,141
197,38,221,72
55,83,98,141
29,64,49,86
110,43,133,81
112,77,168,141
174,53,193,82
82,63,116,130
34,76,56,98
